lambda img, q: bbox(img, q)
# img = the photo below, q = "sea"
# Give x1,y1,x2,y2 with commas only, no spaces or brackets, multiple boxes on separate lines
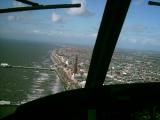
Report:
0,39,65,105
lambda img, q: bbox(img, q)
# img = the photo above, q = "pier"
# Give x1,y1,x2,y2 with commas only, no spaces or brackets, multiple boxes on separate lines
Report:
0,63,56,71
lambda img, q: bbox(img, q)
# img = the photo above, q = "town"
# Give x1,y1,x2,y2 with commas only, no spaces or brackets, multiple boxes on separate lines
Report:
51,47,160,88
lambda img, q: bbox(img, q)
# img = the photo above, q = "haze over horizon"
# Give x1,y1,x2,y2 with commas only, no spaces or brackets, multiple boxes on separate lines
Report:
0,0,160,51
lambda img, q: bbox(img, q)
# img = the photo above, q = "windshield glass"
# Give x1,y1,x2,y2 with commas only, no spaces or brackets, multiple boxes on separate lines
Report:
0,0,106,109
104,0,160,85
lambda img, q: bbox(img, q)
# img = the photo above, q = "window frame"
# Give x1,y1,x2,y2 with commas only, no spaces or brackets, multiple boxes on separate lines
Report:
85,0,131,88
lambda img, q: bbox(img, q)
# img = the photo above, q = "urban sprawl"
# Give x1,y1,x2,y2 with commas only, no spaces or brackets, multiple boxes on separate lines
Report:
51,47,160,88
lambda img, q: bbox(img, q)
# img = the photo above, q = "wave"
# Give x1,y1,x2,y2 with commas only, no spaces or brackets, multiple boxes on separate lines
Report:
51,75,64,94
34,70,39,73
35,73,50,82
0,100,10,105
0,100,27,105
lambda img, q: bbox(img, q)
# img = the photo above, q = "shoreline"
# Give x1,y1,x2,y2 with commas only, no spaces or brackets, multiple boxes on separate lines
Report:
50,49,81,90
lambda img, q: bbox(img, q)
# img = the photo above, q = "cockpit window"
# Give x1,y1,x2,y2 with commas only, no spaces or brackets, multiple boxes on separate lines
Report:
0,0,106,107
104,0,160,85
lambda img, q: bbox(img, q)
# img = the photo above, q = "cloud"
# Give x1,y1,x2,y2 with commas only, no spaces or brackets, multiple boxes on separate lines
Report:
52,12,63,23
87,33,97,39
68,0,94,17
7,14,26,22
7,13,31,22
128,38,138,44
121,24,160,43
6,1,32,22
127,24,148,33
140,38,160,46
118,32,160,48
47,31,64,36
7,15,16,21
33,30,40,34
133,0,144,5
12,1,25,7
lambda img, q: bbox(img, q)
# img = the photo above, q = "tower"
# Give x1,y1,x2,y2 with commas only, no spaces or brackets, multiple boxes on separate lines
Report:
73,55,78,74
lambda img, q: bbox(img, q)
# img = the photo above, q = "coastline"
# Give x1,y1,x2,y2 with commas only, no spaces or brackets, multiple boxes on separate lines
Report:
50,49,81,90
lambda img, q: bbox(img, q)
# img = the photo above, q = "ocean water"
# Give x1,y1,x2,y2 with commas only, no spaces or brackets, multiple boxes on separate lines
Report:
0,39,64,105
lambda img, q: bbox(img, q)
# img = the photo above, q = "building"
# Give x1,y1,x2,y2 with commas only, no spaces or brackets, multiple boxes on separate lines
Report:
73,55,78,74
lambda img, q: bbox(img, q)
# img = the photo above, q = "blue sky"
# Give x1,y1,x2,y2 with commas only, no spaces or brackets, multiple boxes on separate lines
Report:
0,0,160,51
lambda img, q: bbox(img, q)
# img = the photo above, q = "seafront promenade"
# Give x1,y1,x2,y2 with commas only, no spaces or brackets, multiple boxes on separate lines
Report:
50,50,81,90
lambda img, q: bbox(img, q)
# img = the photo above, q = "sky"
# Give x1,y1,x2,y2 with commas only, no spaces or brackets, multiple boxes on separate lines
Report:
0,0,160,51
